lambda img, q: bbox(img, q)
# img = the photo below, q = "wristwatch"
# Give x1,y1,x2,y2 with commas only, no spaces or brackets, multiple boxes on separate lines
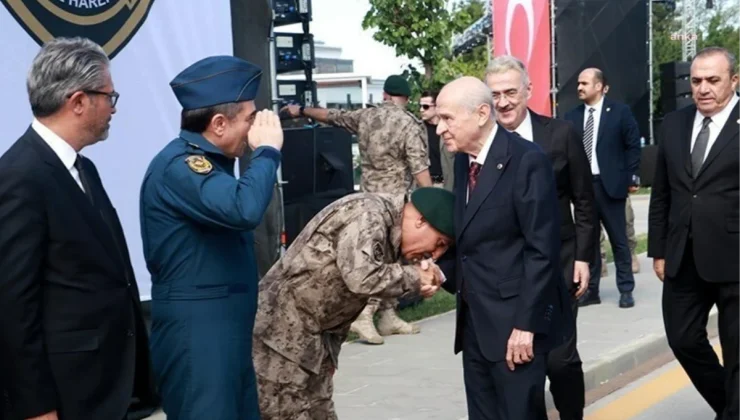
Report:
299,105,305,116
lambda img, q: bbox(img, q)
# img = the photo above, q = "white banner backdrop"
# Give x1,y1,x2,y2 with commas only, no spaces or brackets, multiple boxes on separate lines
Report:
0,1,235,299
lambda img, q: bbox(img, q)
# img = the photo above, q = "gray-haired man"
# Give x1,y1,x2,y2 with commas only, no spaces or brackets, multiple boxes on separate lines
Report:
0,37,158,420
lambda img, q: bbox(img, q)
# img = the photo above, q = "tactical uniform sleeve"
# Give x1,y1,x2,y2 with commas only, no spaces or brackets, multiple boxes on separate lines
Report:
325,108,365,134
158,146,280,230
404,121,430,175
335,211,420,298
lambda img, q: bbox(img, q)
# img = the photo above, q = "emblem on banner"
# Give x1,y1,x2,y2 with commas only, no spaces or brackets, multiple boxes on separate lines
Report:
0,0,155,59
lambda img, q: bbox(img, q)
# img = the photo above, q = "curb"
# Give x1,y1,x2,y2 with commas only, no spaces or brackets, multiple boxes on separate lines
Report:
582,308,719,393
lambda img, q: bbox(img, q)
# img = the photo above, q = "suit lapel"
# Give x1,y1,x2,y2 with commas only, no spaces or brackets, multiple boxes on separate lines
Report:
26,130,124,272
681,106,697,178
459,129,511,238
696,101,740,178
596,98,611,152
454,153,468,239
530,110,549,148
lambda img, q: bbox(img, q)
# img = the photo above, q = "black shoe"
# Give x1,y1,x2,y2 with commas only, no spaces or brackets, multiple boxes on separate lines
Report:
578,290,601,307
619,292,635,308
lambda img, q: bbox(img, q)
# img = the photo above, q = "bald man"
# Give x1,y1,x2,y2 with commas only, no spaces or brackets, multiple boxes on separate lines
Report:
436,77,570,419
564,68,641,309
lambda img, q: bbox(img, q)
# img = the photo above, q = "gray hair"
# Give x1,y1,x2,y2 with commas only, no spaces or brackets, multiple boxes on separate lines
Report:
27,37,110,117
693,46,738,76
485,55,530,88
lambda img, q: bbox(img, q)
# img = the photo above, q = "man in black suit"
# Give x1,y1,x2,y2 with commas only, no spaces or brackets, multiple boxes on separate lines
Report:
0,37,158,420
434,76,569,420
564,68,641,308
648,47,739,420
485,55,595,420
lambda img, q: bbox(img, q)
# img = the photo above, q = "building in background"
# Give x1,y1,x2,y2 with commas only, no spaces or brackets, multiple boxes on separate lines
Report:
278,40,386,109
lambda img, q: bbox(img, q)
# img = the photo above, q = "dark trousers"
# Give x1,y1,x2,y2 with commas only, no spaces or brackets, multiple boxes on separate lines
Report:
663,239,739,419
462,307,547,420
546,236,584,419
589,177,634,294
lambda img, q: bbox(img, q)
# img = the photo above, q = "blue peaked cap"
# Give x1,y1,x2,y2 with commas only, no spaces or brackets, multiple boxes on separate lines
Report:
170,56,263,110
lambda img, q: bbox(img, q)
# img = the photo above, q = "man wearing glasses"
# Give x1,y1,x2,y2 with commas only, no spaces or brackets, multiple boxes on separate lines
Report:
420,91,455,191
0,37,158,420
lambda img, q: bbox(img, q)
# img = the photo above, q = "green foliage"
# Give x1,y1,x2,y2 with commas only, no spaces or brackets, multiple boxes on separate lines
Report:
363,0,487,86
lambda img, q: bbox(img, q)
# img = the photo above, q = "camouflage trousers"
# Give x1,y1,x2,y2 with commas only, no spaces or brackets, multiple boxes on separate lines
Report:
254,340,338,420
600,195,637,259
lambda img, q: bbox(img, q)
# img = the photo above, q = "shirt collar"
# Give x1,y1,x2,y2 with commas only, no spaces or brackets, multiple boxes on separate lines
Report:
31,118,78,170
509,110,533,141
470,122,498,166
179,130,227,156
695,93,739,128
587,95,605,113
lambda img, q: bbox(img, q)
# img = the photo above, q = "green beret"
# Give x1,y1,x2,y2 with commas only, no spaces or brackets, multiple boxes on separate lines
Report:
383,75,411,97
410,187,455,238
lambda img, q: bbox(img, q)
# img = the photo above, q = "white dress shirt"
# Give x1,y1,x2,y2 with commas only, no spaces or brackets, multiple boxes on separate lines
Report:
31,118,85,192
583,96,605,175
508,110,534,142
690,93,739,162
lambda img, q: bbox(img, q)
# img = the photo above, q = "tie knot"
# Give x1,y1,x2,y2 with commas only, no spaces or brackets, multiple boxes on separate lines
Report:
589,108,595,114
702,117,712,127
469,162,482,175
74,155,83,170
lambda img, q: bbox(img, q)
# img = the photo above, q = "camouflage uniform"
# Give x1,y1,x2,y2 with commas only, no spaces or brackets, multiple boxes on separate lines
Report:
252,194,421,419
326,101,430,343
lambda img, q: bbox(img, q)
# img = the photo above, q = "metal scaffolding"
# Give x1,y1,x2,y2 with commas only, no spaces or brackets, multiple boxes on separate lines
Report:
682,0,698,60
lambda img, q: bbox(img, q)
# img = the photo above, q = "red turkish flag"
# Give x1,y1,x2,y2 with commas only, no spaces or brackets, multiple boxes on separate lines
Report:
492,0,552,116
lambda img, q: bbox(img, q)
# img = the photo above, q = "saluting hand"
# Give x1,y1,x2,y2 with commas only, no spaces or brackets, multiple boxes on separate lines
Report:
248,110,284,152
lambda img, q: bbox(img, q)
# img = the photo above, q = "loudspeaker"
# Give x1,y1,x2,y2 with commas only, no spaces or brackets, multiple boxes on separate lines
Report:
639,145,658,186
660,61,693,113
554,0,649,138
281,126,354,204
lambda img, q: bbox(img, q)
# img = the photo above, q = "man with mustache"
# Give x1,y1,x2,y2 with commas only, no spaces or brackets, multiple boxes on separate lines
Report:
139,56,284,420
648,46,739,420
564,68,641,308
485,55,595,420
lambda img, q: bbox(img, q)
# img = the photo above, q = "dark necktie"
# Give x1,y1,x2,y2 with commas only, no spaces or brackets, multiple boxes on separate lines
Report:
583,108,595,165
691,117,712,178
74,156,95,205
468,161,482,197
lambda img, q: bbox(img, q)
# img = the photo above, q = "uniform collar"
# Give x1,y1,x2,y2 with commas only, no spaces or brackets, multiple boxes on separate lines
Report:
179,130,227,156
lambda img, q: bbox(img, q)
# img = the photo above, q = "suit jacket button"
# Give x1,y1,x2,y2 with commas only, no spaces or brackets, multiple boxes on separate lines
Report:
462,255,467,262
126,329,134,337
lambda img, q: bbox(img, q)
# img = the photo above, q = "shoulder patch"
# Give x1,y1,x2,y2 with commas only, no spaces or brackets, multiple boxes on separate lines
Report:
373,242,385,262
185,155,213,175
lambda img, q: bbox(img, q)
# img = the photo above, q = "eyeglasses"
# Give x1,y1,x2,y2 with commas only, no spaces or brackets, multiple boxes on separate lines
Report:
491,89,519,101
420,104,435,110
84,90,119,107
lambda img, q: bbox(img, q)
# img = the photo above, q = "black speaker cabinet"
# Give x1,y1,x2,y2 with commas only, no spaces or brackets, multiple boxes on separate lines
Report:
281,125,354,204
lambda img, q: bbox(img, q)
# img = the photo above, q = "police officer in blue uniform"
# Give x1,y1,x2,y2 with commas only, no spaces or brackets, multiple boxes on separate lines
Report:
139,56,284,420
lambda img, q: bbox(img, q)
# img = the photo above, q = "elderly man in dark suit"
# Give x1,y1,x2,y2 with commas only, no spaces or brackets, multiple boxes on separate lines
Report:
435,76,569,420
649,46,739,420
0,37,158,420
486,55,595,420
564,68,641,308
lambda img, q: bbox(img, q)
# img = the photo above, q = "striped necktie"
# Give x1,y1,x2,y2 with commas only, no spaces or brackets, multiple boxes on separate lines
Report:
583,108,595,165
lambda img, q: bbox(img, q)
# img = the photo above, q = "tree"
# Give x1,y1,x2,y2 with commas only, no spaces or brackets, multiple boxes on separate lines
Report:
362,0,485,85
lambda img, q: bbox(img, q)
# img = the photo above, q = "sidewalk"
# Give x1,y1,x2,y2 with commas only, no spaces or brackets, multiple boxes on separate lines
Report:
331,252,718,419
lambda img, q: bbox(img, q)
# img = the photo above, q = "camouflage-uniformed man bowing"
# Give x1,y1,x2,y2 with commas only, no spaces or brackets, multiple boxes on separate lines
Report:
253,187,453,419
282,75,433,344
